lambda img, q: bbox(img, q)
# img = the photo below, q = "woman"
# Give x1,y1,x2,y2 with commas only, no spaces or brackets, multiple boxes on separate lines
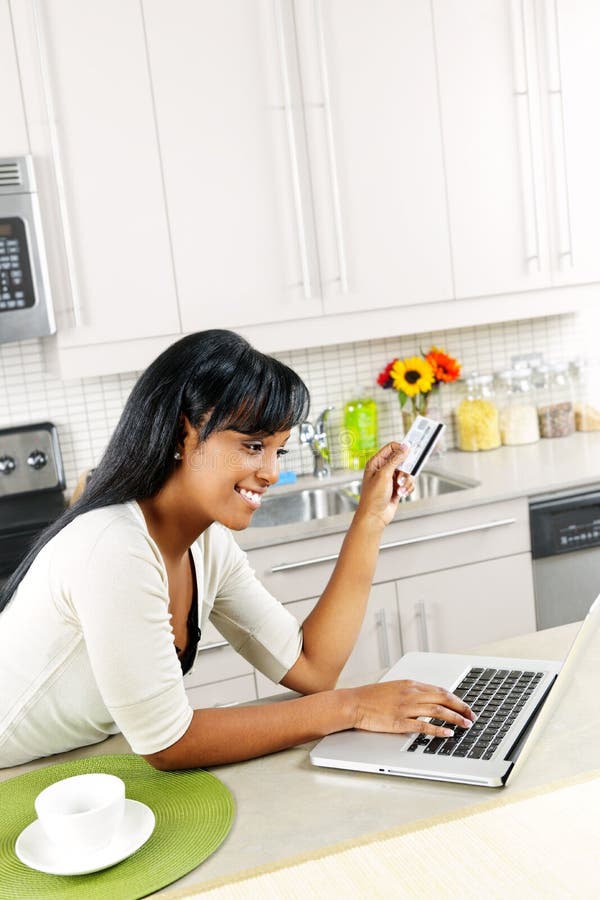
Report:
0,330,473,770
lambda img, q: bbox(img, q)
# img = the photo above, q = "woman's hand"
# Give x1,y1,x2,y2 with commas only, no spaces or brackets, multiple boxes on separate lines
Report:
355,442,415,527
348,679,476,737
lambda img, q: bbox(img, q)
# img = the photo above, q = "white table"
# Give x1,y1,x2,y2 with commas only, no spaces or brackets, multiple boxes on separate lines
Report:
2,622,593,894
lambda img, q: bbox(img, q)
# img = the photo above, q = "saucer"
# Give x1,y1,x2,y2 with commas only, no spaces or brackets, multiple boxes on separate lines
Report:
15,798,155,875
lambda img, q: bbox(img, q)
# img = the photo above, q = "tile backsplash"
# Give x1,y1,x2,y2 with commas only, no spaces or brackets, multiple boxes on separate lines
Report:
0,312,589,495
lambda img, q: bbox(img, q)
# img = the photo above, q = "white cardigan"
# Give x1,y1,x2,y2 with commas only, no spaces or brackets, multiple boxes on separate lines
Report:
0,502,302,767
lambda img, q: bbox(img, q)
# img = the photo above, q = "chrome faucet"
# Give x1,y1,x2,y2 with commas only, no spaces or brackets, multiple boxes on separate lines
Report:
299,406,334,478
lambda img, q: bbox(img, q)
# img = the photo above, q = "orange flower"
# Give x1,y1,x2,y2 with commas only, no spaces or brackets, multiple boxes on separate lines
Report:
425,347,461,384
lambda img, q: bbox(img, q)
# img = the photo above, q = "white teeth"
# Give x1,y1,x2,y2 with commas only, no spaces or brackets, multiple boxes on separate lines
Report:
238,488,262,505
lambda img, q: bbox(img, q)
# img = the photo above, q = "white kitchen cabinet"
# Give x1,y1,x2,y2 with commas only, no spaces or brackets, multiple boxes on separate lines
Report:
10,0,179,351
185,675,257,710
0,1,29,156
143,0,452,331
255,581,402,699
433,0,551,299
396,553,536,654
142,0,323,333
536,0,600,287
295,0,453,314
248,496,536,700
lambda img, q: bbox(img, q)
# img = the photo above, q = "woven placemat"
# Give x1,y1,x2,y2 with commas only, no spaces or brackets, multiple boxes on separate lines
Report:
0,754,234,900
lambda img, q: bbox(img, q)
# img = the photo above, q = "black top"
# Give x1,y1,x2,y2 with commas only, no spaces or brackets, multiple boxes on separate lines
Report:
175,549,201,676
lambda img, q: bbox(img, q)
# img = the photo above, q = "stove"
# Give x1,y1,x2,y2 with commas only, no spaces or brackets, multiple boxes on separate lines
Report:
0,422,66,586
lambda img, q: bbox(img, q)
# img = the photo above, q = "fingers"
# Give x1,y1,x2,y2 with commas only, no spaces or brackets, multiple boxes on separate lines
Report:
367,441,409,472
409,681,476,721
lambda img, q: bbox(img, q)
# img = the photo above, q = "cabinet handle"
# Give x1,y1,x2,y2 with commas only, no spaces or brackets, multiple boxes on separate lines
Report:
31,0,83,327
541,0,574,268
270,518,517,572
313,0,348,294
376,608,391,669
509,0,542,272
415,601,430,652
274,0,313,299
197,639,229,653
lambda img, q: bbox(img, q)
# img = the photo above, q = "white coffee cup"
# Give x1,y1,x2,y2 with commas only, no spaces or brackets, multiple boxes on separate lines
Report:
34,773,126,854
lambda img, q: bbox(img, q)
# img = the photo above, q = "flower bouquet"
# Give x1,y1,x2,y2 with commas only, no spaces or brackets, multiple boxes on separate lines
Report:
377,347,461,434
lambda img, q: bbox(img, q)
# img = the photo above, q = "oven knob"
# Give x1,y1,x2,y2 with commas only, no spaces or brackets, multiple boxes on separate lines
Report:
0,454,16,474
27,450,47,470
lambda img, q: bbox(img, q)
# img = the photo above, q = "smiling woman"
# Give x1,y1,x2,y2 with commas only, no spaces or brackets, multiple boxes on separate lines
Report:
0,330,473,772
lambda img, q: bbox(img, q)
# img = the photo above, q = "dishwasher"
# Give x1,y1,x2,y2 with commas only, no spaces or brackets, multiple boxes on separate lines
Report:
530,488,600,629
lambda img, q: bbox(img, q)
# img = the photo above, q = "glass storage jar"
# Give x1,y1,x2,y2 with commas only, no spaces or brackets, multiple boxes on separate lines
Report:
570,358,600,431
497,367,540,445
455,374,501,451
536,362,575,438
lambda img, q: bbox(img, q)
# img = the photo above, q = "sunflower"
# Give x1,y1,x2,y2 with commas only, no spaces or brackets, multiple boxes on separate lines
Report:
425,347,461,384
390,356,435,398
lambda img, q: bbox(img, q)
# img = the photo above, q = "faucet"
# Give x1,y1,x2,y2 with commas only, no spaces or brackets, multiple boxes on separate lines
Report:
299,406,334,478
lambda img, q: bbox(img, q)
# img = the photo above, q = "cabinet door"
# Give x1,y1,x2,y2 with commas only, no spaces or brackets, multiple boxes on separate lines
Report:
297,0,453,314
433,0,551,298
255,582,402,699
143,0,321,333
396,554,536,654
538,1,600,286
27,0,179,345
0,0,28,156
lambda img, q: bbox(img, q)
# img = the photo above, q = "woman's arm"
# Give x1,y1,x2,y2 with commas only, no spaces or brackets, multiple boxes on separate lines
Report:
143,678,474,770
281,442,412,695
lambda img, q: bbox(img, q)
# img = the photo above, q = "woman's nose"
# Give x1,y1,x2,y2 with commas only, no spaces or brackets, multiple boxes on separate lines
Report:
256,453,280,485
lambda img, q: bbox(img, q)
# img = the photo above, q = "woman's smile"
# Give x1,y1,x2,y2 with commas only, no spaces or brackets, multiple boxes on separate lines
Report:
235,486,264,509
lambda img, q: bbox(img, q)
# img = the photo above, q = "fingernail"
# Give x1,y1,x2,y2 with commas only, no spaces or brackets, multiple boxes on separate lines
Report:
398,476,406,486
399,442,409,451
442,728,454,737
464,719,473,728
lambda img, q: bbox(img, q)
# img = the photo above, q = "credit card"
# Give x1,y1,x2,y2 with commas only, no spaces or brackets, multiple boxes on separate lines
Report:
400,415,445,476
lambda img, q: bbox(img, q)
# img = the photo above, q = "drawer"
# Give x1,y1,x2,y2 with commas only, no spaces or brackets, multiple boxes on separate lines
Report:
185,618,253,687
246,497,530,599
185,674,257,709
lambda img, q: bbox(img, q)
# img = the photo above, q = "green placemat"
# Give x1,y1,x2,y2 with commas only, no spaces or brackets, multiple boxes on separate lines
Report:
0,754,235,900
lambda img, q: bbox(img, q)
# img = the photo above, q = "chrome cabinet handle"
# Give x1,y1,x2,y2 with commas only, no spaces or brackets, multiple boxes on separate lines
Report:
197,639,229,653
31,0,83,327
541,0,574,268
376,608,391,669
415,601,430,652
509,0,542,271
313,0,348,294
269,518,517,572
274,0,313,299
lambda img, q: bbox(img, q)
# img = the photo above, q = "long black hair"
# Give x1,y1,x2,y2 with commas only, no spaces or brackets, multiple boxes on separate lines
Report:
0,329,309,613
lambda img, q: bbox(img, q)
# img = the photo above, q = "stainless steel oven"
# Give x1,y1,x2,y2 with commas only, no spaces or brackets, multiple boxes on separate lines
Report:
530,488,600,629
0,423,66,592
0,156,55,344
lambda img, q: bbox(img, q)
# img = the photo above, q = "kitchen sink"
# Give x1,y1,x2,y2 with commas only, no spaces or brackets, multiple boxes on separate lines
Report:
249,471,477,528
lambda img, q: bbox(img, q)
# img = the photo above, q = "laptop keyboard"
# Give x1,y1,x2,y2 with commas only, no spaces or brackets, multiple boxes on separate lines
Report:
407,667,544,761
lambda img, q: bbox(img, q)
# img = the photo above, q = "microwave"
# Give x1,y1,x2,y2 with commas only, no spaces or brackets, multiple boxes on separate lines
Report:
0,156,55,345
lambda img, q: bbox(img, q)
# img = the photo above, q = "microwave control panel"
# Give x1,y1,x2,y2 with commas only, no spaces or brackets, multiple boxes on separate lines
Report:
0,217,36,312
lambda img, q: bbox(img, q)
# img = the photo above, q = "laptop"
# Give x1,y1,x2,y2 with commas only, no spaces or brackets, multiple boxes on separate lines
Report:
310,595,600,788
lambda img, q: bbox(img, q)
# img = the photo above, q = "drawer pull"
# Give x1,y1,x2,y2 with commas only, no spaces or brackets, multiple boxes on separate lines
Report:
415,601,430,652
270,518,517,572
197,639,229,653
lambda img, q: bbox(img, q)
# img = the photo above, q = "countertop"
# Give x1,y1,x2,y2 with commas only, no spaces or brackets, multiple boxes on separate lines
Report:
2,621,596,896
237,430,600,550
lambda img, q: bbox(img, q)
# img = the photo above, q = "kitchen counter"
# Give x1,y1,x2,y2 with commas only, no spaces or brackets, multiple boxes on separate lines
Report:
237,430,600,550
2,621,596,895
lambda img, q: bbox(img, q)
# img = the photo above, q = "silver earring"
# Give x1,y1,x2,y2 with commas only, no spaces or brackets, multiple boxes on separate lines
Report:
174,450,182,460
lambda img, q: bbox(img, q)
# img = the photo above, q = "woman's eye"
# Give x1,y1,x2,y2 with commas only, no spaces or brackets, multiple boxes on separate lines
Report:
277,448,289,458
245,442,263,454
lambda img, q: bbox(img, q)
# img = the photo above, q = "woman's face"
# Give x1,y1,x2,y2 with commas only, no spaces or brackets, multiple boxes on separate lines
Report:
174,424,291,531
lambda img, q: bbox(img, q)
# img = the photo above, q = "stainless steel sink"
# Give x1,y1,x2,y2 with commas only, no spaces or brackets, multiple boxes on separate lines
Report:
249,471,476,528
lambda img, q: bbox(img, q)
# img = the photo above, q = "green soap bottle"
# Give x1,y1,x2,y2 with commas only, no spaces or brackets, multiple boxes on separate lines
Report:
342,388,379,470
